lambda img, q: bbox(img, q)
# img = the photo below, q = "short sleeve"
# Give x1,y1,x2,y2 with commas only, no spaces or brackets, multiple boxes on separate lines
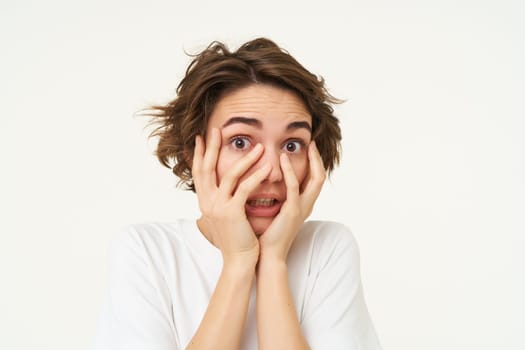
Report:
92,227,179,350
300,223,382,350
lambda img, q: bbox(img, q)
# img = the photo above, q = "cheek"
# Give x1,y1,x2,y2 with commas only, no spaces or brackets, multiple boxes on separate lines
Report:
216,148,245,183
290,156,309,183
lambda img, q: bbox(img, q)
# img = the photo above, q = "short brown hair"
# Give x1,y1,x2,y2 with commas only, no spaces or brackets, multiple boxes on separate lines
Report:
145,37,342,191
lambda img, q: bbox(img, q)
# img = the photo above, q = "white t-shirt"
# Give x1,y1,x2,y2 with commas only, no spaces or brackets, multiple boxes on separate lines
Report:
92,219,381,350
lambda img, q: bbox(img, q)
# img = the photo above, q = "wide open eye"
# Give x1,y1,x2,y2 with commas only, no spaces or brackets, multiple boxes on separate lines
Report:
283,140,304,154
229,136,252,151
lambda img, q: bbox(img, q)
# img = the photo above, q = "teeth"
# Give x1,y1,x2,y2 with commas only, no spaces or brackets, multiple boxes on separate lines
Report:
248,198,276,207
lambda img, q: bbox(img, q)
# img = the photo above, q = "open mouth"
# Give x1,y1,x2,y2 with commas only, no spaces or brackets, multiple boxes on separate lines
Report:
245,197,282,217
247,198,277,207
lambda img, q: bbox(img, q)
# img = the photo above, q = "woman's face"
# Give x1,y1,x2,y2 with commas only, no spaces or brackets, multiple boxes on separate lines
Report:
206,84,312,235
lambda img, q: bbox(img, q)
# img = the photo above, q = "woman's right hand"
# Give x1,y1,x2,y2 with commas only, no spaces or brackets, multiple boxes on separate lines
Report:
192,128,271,267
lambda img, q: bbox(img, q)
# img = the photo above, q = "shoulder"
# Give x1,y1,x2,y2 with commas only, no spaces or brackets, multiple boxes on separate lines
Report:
110,222,176,252
112,218,199,246
95,223,183,349
113,221,185,243
296,220,359,257
108,220,190,270
289,220,361,275
300,220,357,243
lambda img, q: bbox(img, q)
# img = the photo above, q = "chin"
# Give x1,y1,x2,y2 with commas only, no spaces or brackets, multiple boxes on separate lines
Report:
248,216,274,236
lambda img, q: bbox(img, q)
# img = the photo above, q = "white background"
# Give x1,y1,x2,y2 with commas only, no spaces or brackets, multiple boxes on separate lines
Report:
1,0,524,349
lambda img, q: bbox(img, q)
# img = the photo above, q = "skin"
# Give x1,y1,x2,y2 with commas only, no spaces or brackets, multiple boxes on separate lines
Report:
198,84,312,237
189,84,326,350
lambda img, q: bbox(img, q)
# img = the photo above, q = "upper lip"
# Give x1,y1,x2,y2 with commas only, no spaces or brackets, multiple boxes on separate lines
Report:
246,192,284,202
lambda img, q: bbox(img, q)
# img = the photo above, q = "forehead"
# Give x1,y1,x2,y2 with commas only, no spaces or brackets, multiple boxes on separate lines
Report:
208,84,312,128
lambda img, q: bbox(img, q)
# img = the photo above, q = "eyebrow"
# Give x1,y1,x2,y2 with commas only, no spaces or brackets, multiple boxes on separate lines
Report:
222,117,262,128
287,121,312,133
222,116,312,133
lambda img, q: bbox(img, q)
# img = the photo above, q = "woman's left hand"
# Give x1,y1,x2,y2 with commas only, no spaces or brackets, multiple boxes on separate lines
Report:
258,141,326,262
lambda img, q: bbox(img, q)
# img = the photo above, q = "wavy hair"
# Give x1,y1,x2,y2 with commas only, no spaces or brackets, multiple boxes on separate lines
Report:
145,37,342,191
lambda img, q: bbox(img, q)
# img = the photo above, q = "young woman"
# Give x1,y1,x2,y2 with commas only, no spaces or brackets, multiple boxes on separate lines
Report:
93,38,381,350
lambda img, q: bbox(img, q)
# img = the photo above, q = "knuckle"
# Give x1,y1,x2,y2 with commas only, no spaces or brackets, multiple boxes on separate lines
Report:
313,174,326,186
235,182,250,196
221,170,237,185
289,207,301,220
301,203,313,217
193,170,203,181
287,181,300,192
210,206,225,219
202,162,214,173
305,208,313,217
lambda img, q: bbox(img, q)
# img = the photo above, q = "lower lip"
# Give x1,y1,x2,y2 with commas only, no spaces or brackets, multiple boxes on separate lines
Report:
245,201,282,217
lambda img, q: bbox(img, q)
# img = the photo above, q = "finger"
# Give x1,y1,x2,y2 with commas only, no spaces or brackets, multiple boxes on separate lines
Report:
231,163,272,206
201,128,221,188
309,141,326,179
218,143,264,195
193,135,217,208
192,135,203,171
202,128,221,171
280,153,300,204
299,163,311,193
302,141,326,199
192,135,204,189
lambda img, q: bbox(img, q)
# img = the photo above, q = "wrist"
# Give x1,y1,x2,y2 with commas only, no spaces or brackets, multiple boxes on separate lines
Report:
257,255,287,274
258,243,289,265
223,250,259,274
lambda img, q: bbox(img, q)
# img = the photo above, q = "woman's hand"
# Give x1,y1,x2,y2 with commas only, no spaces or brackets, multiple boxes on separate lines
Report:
258,141,326,262
193,128,271,267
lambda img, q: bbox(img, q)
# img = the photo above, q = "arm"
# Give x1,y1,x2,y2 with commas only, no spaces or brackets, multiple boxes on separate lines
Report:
187,129,269,349
300,223,382,350
92,228,178,350
256,256,309,349
256,142,326,350
186,260,255,350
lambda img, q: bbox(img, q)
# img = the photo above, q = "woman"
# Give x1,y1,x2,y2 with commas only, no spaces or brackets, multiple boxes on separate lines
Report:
93,38,381,350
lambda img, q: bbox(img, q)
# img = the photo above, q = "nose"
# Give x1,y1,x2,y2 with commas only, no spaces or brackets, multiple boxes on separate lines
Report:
258,147,282,182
